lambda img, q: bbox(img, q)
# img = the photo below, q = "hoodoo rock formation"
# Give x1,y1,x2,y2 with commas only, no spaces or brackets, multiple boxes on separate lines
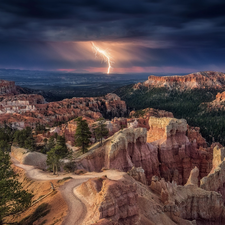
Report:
0,93,126,128
0,94,45,114
75,175,139,225
150,174,225,225
128,108,174,130
148,116,213,184
78,116,214,185
200,146,225,202
133,71,225,91
205,91,225,111
76,171,225,225
0,79,17,95
77,127,160,183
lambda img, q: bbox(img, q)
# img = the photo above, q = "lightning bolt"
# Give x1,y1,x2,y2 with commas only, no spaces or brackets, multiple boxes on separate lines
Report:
91,42,112,74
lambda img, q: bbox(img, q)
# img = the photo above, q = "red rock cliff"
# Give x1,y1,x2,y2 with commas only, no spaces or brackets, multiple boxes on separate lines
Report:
134,71,225,91
147,116,213,184
0,80,17,95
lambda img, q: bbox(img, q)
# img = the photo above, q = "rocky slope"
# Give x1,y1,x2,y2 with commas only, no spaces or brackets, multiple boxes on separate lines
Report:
128,108,174,130
200,145,225,201
0,79,18,96
47,108,171,146
148,116,214,184
0,93,127,129
134,71,225,91
76,115,216,185
203,91,225,110
76,170,225,225
77,127,160,183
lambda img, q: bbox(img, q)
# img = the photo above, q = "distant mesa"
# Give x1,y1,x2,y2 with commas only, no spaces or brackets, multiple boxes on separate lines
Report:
133,71,225,91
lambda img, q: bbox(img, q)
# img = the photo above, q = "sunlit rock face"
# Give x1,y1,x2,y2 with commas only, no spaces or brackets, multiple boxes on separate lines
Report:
200,146,225,202
76,175,139,225
205,91,225,111
147,116,213,185
77,127,160,184
134,71,225,91
129,107,174,130
77,115,215,185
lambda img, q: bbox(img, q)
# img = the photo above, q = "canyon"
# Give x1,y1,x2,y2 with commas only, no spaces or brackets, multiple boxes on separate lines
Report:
3,73,225,225
77,116,214,185
0,83,127,129
73,115,225,224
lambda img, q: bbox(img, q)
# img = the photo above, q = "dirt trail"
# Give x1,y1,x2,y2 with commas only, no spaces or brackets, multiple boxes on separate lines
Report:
11,156,125,225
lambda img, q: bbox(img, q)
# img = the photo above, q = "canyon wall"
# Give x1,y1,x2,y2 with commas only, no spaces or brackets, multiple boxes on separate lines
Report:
77,127,160,183
77,116,214,185
77,171,225,225
128,107,174,130
148,116,213,184
133,71,225,91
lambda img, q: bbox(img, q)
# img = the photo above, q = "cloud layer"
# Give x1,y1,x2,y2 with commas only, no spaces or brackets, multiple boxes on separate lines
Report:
0,0,224,73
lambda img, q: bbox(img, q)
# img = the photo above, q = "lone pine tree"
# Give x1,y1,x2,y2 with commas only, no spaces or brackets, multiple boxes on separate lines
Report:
74,117,91,154
95,118,109,145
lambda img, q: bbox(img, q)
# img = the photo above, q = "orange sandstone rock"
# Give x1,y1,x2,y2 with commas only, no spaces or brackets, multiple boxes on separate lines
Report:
137,71,225,91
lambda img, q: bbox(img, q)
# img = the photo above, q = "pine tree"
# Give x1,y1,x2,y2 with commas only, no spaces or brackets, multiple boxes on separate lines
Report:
0,150,33,224
46,135,69,174
47,147,60,175
74,117,91,154
95,118,109,145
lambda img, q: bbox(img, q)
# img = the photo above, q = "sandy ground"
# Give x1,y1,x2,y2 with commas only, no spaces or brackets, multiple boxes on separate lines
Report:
11,156,125,225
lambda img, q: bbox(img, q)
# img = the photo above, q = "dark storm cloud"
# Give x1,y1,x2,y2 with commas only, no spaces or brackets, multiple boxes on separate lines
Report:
0,0,225,71
0,0,224,43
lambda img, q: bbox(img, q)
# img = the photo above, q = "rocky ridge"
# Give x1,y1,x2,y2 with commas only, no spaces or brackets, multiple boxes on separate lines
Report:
133,71,225,91
76,170,225,225
0,92,126,129
77,127,160,183
77,116,215,185
204,91,225,110
148,116,213,184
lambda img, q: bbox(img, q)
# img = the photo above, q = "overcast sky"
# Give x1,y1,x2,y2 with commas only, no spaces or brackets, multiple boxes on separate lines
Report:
0,0,225,74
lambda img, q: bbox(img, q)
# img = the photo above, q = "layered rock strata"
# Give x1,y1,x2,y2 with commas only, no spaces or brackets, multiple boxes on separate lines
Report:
0,94,45,114
134,71,225,91
204,91,225,110
200,146,225,202
77,127,160,183
76,175,139,225
77,171,225,225
150,174,225,225
129,108,174,130
147,116,213,184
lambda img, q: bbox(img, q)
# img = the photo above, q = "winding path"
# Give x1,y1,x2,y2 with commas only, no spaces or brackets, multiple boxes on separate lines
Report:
11,156,124,225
